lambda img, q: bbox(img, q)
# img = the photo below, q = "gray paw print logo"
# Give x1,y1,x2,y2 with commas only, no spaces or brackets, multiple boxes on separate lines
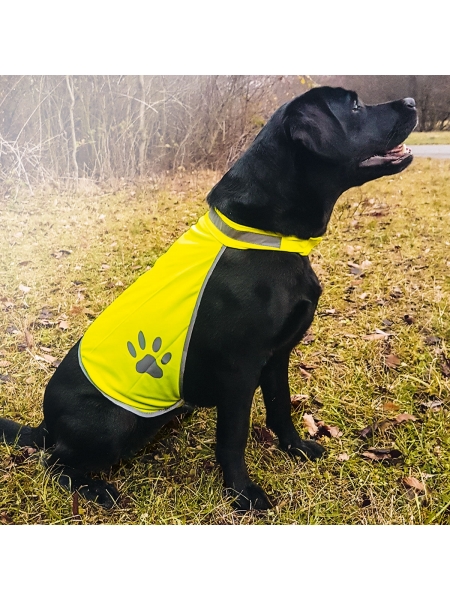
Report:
127,331,172,378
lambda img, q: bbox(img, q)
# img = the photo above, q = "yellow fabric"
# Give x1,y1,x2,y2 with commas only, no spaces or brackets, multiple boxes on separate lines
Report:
79,209,322,417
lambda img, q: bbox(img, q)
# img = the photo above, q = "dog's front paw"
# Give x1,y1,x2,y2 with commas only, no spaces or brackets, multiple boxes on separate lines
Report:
282,439,325,460
226,481,273,512
78,480,120,509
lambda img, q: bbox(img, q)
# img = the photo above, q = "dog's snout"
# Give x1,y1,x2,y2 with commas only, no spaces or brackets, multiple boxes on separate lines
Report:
403,97,416,109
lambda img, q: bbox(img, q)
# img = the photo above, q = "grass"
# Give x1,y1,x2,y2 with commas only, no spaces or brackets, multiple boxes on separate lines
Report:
0,159,450,525
406,131,450,145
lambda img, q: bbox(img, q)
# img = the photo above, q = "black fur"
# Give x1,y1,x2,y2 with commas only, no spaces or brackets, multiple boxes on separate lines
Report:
0,86,417,510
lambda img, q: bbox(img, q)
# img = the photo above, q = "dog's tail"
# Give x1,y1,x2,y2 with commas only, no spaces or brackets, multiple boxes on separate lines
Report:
0,418,51,449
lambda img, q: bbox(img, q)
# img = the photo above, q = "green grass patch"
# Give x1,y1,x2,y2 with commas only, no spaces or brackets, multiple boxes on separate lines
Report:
1,161,450,524
406,131,450,145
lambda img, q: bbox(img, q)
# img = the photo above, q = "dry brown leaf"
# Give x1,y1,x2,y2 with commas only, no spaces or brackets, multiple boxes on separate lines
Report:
425,335,440,346
421,399,443,412
394,413,417,424
299,362,319,370
363,333,387,341
301,331,315,345
24,329,34,349
252,425,275,448
383,402,400,411
303,413,318,436
358,413,416,438
0,360,11,368
299,367,312,380
403,476,426,493
316,421,342,438
385,354,401,368
358,424,374,438
337,453,349,461
291,394,309,408
41,354,57,364
58,321,69,330
362,447,402,463
440,358,450,378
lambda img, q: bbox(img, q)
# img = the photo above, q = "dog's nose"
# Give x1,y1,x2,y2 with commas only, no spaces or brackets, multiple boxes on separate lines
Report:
403,97,416,109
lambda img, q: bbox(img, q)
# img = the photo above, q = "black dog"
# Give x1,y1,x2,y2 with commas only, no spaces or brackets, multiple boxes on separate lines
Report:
0,86,417,511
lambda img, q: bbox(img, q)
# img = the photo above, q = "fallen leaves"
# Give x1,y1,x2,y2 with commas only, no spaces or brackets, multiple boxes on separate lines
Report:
424,335,441,346
302,413,342,439
420,398,444,412
363,329,390,341
252,425,275,448
303,413,318,436
358,413,417,438
440,357,450,378
382,402,400,412
337,453,349,461
403,476,426,493
301,330,315,345
362,447,403,463
50,248,72,262
290,394,309,409
385,353,401,369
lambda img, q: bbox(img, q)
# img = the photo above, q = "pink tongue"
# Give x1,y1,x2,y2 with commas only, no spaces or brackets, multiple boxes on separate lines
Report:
388,144,405,155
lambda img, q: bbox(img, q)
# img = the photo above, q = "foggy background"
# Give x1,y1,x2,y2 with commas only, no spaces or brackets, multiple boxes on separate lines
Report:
0,75,448,192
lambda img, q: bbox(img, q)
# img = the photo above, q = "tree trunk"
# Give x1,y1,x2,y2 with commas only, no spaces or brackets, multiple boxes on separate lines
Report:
65,75,79,186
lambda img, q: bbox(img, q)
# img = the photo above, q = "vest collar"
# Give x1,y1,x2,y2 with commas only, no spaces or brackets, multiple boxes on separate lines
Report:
208,208,322,256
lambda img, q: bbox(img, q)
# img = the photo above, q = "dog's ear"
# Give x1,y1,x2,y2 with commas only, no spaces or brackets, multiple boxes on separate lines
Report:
288,110,345,162
284,93,349,162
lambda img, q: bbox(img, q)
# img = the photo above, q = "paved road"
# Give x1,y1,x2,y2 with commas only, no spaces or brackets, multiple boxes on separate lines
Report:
410,145,450,159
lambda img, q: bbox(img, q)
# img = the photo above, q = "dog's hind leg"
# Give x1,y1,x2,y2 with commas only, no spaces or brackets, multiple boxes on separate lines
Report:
45,449,120,509
260,350,325,460
43,402,189,509
0,418,52,449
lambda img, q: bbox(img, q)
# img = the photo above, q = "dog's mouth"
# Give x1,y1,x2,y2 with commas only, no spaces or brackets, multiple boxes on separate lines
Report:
359,143,413,168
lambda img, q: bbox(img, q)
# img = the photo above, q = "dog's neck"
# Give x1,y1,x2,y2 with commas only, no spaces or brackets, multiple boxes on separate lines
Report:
207,121,346,240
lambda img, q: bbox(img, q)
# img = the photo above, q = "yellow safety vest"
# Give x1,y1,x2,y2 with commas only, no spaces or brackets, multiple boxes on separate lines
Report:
79,208,322,417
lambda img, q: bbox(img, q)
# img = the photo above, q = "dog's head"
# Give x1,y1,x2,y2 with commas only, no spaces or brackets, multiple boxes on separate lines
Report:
208,85,418,238
284,86,417,185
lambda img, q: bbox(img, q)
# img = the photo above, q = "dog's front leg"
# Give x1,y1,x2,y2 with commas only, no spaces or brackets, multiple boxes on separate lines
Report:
216,395,272,511
260,351,325,460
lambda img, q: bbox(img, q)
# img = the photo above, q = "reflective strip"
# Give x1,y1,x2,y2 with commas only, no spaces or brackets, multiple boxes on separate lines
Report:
209,208,281,248
179,245,225,399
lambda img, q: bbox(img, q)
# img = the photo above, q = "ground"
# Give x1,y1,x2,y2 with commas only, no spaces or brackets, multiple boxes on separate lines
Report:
0,160,449,525
406,131,450,145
